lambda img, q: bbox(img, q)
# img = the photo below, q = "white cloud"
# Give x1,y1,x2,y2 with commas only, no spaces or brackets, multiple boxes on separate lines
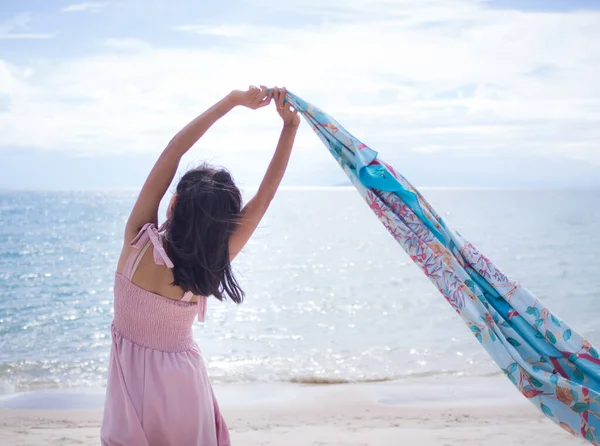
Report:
1,0,600,172
62,2,107,13
0,12,54,40
173,25,250,38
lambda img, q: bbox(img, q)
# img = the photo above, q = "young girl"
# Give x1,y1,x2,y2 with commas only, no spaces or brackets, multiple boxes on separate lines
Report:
101,86,299,445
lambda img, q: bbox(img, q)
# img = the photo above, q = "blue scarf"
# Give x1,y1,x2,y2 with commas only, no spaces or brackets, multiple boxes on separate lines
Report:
286,91,600,445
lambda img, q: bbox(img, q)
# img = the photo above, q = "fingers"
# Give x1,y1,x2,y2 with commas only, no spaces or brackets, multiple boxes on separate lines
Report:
246,84,270,108
284,102,296,114
272,87,281,112
256,85,267,101
258,89,273,108
276,86,286,110
270,86,294,120
253,86,263,101
256,85,270,106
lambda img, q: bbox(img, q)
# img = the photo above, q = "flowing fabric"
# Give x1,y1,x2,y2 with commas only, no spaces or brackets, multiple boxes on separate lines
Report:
285,92,600,444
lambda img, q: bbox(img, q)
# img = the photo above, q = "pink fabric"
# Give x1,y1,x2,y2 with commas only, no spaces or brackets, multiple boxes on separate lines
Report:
127,222,174,270
101,224,229,446
181,291,195,303
121,223,207,322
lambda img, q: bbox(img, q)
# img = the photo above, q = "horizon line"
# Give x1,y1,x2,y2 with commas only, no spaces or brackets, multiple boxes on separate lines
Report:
1,185,599,193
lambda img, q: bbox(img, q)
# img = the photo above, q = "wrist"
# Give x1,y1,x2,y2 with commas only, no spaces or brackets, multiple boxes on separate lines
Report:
223,91,241,108
282,122,299,131
212,96,236,118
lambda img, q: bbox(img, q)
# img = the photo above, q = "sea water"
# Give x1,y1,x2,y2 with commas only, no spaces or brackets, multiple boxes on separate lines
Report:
1,188,599,393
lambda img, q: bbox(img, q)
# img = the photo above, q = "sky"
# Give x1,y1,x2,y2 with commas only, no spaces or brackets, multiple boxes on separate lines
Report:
1,0,600,189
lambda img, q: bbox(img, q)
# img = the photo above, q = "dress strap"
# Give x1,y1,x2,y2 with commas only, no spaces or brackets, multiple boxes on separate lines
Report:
197,296,207,323
122,223,174,280
180,292,208,322
123,223,209,322
131,223,174,267
126,240,151,281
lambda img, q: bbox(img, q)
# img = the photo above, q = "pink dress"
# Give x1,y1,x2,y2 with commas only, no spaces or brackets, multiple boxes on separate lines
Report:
101,223,230,446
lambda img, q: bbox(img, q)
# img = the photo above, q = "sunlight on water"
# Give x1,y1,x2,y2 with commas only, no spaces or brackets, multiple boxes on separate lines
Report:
1,189,599,392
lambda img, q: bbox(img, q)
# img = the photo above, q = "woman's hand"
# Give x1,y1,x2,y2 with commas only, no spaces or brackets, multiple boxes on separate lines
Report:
273,87,300,128
228,85,272,110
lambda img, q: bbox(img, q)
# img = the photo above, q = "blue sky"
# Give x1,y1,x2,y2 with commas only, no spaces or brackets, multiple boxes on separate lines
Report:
1,0,600,189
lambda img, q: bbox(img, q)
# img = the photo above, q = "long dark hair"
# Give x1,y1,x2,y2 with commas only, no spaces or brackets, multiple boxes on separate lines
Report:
164,164,244,303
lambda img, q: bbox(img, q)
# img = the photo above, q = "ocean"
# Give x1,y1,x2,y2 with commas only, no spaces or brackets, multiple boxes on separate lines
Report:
1,188,599,394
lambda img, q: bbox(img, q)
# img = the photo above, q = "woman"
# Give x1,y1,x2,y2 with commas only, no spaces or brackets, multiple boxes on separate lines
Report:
101,86,299,445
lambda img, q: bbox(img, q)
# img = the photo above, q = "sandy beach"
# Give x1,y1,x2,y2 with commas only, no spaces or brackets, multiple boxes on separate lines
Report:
0,377,586,446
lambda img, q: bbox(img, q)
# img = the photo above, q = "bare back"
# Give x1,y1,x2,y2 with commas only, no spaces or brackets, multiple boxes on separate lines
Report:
117,224,200,304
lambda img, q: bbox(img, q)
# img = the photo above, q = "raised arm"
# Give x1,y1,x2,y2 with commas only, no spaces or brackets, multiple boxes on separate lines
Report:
124,86,272,241
229,87,300,260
